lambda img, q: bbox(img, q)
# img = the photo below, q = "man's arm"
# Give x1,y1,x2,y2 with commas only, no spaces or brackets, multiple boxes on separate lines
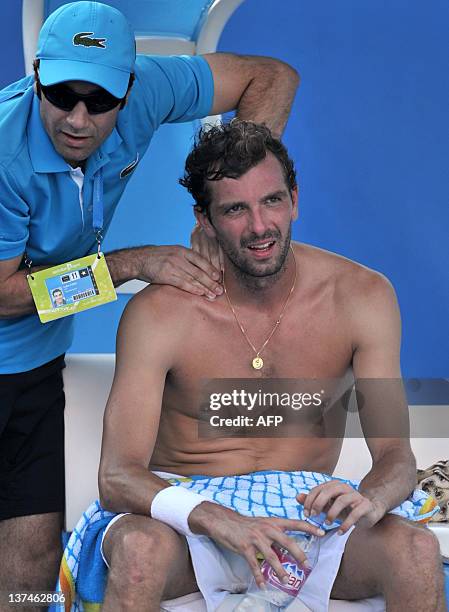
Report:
299,272,416,532
203,53,299,138
105,245,221,298
0,255,46,318
352,273,416,513
98,287,180,513
0,245,223,319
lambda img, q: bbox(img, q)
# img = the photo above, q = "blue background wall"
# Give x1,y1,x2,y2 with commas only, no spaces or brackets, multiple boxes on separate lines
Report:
1,1,448,377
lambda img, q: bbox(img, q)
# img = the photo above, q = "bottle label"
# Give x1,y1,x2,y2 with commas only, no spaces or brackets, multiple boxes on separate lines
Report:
261,549,311,597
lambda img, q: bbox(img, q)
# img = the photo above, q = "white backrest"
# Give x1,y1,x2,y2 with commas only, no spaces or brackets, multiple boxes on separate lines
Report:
64,354,114,529
333,435,449,480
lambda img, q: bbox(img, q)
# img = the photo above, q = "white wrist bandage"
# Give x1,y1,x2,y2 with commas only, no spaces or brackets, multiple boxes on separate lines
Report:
150,486,206,537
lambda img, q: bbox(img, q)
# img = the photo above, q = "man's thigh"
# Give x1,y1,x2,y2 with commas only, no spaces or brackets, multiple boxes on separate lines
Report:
102,514,198,600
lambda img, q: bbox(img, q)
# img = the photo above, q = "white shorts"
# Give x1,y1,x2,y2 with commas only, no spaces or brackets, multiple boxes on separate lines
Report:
100,471,385,612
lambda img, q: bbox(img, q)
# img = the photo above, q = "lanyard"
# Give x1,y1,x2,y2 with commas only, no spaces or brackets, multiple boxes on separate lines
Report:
93,168,104,256
24,166,105,277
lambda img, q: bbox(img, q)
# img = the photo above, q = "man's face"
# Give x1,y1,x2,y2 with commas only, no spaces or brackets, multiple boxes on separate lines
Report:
202,153,298,278
53,290,63,305
39,81,121,167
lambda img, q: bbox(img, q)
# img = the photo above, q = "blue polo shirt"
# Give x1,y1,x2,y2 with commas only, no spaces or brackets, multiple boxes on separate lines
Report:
0,55,213,373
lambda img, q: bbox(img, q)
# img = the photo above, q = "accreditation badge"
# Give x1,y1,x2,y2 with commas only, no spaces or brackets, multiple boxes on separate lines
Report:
27,253,117,323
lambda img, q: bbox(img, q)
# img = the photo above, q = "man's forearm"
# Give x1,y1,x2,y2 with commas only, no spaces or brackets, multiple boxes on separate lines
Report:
99,462,169,514
188,497,236,536
0,250,142,318
0,248,150,317
235,56,299,138
104,247,149,287
100,456,230,532
0,267,46,318
359,446,417,514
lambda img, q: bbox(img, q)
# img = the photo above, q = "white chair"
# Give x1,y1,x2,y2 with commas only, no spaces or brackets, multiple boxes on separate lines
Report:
63,354,449,612
22,0,245,70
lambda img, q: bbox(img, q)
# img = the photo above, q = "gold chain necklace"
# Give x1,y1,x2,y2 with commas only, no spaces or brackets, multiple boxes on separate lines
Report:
223,246,297,370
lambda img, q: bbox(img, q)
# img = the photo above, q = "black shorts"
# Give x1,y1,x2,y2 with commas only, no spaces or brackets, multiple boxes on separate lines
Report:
0,355,66,521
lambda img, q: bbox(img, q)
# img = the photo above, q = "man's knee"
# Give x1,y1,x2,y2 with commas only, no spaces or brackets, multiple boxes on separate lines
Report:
104,516,198,607
107,516,185,585
333,516,444,602
393,524,441,568
373,516,442,576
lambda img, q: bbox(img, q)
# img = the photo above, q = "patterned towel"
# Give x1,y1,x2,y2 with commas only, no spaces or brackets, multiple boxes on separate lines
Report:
58,470,439,611
169,470,439,529
57,501,115,612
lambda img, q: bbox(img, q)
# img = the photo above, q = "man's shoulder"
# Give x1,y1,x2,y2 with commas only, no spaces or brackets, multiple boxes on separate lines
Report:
134,54,207,77
0,75,33,105
123,284,204,326
118,284,209,359
295,242,395,303
0,77,34,168
124,54,212,127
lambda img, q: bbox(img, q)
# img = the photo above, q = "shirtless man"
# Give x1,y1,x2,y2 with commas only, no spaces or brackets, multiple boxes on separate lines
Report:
98,121,445,611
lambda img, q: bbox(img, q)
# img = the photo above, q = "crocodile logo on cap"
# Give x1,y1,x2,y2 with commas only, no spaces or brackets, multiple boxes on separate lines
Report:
73,32,107,48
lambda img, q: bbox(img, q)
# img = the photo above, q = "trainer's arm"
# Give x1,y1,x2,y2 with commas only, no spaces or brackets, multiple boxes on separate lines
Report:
0,255,47,318
105,245,221,299
203,53,299,138
352,273,416,516
0,246,223,319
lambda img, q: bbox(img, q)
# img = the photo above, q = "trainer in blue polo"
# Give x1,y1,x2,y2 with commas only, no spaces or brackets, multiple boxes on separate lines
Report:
0,0,296,597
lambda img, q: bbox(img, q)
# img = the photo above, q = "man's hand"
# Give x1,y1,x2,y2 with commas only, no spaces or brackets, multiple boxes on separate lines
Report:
106,245,223,299
188,502,324,589
190,224,223,274
297,481,387,535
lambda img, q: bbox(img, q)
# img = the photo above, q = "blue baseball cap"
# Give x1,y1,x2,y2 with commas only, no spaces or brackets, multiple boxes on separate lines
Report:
36,1,136,98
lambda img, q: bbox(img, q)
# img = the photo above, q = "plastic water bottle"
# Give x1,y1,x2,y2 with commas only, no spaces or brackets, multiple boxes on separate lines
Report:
234,528,321,611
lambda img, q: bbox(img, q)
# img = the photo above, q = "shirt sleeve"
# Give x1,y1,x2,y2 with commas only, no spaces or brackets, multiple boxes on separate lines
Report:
0,166,29,260
132,54,214,128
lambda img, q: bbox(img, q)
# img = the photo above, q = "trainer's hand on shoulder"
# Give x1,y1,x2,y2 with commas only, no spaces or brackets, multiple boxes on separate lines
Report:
137,244,223,299
188,502,324,590
297,482,386,535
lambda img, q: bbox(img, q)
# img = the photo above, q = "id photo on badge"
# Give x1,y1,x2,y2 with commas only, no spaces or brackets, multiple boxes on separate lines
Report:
51,287,66,308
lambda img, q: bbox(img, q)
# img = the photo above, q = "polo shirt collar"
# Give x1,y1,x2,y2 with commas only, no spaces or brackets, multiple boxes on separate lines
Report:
27,95,123,174
85,127,122,179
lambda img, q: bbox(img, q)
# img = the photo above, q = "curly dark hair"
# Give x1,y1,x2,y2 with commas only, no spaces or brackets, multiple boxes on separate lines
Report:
179,120,297,214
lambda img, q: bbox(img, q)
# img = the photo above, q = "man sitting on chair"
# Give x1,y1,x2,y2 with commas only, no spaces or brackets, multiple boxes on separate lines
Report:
64,121,445,612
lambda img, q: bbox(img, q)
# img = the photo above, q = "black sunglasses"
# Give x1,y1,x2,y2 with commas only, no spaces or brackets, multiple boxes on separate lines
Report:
39,81,123,115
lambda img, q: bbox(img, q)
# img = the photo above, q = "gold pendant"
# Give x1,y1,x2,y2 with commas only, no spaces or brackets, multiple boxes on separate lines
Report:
252,356,264,370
